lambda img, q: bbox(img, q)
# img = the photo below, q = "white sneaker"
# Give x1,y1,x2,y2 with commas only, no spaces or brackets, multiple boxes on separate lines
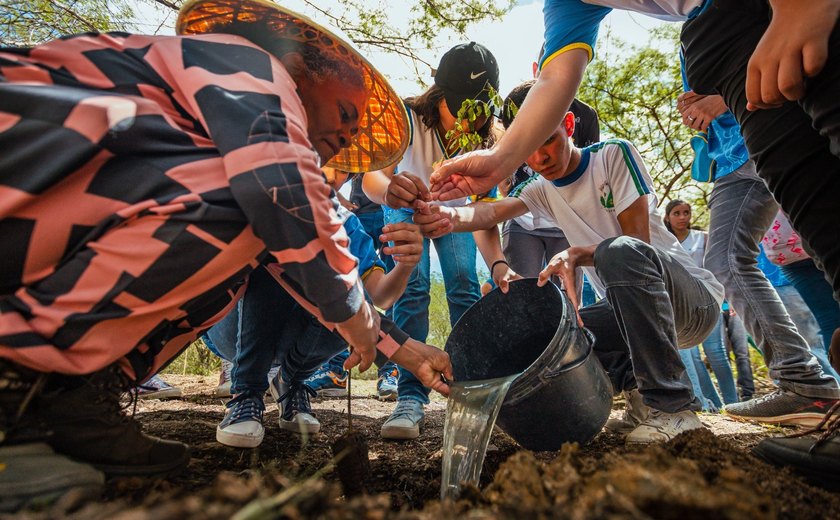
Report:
625,409,704,445
381,400,425,440
215,392,265,448
605,389,650,434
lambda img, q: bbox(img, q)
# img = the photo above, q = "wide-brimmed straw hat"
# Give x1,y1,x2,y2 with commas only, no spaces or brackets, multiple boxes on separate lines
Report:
177,0,408,173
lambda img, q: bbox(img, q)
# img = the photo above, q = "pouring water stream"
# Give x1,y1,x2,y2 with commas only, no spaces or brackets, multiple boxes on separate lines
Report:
440,373,519,500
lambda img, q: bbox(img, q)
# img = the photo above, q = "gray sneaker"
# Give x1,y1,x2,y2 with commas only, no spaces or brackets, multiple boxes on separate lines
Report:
605,389,650,434
625,409,704,445
0,443,104,513
381,400,425,440
724,389,838,427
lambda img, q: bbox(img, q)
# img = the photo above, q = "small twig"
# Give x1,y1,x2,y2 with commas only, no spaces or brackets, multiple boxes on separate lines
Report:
346,369,353,431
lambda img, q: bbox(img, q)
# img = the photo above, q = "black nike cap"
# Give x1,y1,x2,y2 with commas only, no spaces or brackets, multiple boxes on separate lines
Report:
433,42,500,118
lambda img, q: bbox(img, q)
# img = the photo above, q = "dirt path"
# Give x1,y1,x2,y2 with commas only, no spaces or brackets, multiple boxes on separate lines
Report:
12,375,839,519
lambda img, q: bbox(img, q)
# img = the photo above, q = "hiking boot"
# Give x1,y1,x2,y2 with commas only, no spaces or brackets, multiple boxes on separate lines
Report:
303,365,347,397
724,389,838,427
214,360,233,398
135,374,182,400
625,409,704,445
605,389,650,434
36,366,190,477
270,376,320,434
0,443,104,513
381,399,425,440
377,364,399,401
216,391,265,448
752,402,840,490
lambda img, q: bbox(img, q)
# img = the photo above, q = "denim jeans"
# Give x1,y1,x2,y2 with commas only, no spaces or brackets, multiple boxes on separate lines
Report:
683,0,840,340
203,265,347,395
383,207,480,404
579,236,719,413
782,259,840,356
775,285,840,382
702,163,839,398
723,311,756,400
678,347,719,411
694,314,739,405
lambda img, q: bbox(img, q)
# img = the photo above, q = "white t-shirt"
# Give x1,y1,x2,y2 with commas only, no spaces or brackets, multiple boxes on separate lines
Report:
679,229,707,268
512,139,724,305
395,107,466,208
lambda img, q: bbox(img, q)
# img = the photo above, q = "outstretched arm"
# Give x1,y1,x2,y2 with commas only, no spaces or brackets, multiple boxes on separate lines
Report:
430,49,589,201
413,198,529,238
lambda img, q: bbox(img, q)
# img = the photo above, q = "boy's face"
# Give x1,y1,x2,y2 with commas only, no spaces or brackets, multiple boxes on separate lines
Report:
526,112,575,181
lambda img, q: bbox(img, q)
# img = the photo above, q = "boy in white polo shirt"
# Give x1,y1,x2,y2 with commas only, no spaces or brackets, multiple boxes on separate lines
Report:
414,81,725,444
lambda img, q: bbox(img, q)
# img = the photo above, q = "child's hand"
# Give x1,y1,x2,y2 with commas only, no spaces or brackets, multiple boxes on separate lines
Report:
746,0,840,110
386,172,430,209
412,202,454,238
380,223,423,267
492,262,522,294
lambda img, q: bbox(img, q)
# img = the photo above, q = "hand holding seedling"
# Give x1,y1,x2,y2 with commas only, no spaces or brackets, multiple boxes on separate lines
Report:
386,172,430,209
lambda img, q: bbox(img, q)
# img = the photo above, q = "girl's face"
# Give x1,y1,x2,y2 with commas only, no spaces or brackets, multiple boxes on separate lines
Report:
667,203,692,231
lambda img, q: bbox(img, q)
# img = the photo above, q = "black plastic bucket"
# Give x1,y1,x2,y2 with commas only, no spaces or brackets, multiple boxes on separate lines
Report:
444,279,613,451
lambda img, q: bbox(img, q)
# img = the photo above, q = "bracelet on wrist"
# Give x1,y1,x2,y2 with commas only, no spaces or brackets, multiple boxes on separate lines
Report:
490,259,509,276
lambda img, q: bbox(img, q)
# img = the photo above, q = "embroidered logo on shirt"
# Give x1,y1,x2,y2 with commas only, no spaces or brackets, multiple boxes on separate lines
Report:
599,181,614,210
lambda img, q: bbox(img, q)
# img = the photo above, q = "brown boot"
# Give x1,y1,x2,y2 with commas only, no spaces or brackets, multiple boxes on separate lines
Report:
36,366,190,477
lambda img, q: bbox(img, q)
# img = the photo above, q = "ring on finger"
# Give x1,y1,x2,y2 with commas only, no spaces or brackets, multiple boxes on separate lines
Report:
688,115,696,121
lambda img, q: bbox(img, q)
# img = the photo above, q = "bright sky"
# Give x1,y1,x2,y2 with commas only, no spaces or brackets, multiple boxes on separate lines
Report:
131,0,668,274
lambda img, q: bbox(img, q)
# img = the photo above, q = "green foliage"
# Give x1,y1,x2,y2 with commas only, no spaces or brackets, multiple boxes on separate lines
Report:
162,337,222,376
427,273,452,348
1,0,135,45
579,25,712,228
444,84,503,152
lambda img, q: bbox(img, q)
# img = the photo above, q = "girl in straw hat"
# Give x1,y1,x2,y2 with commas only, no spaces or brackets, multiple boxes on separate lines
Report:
0,0,450,508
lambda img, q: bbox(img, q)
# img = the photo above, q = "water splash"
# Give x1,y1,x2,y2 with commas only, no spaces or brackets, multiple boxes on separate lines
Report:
440,374,519,500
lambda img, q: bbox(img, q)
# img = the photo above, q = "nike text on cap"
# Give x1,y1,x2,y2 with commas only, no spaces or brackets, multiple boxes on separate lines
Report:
433,41,500,118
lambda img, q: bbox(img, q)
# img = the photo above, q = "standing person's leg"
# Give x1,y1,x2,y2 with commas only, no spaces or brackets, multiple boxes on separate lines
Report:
699,314,740,404
723,311,756,400
775,285,840,382
436,231,481,326
679,347,717,411
700,164,839,422
689,347,723,411
381,208,431,439
782,259,840,356
591,236,718,443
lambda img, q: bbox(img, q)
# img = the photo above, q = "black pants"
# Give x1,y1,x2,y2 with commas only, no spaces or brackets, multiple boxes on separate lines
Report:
682,0,840,303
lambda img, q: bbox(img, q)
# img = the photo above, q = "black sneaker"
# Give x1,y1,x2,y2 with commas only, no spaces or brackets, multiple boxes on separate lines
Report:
269,376,320,434
723,389,838,427
36,366,190,477
752,402,840,490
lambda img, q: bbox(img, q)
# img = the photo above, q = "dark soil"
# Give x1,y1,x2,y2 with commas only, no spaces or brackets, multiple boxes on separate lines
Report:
8,376,840,520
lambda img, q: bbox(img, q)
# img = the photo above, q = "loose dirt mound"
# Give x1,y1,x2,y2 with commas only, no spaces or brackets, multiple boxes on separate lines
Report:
9,377,839,519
